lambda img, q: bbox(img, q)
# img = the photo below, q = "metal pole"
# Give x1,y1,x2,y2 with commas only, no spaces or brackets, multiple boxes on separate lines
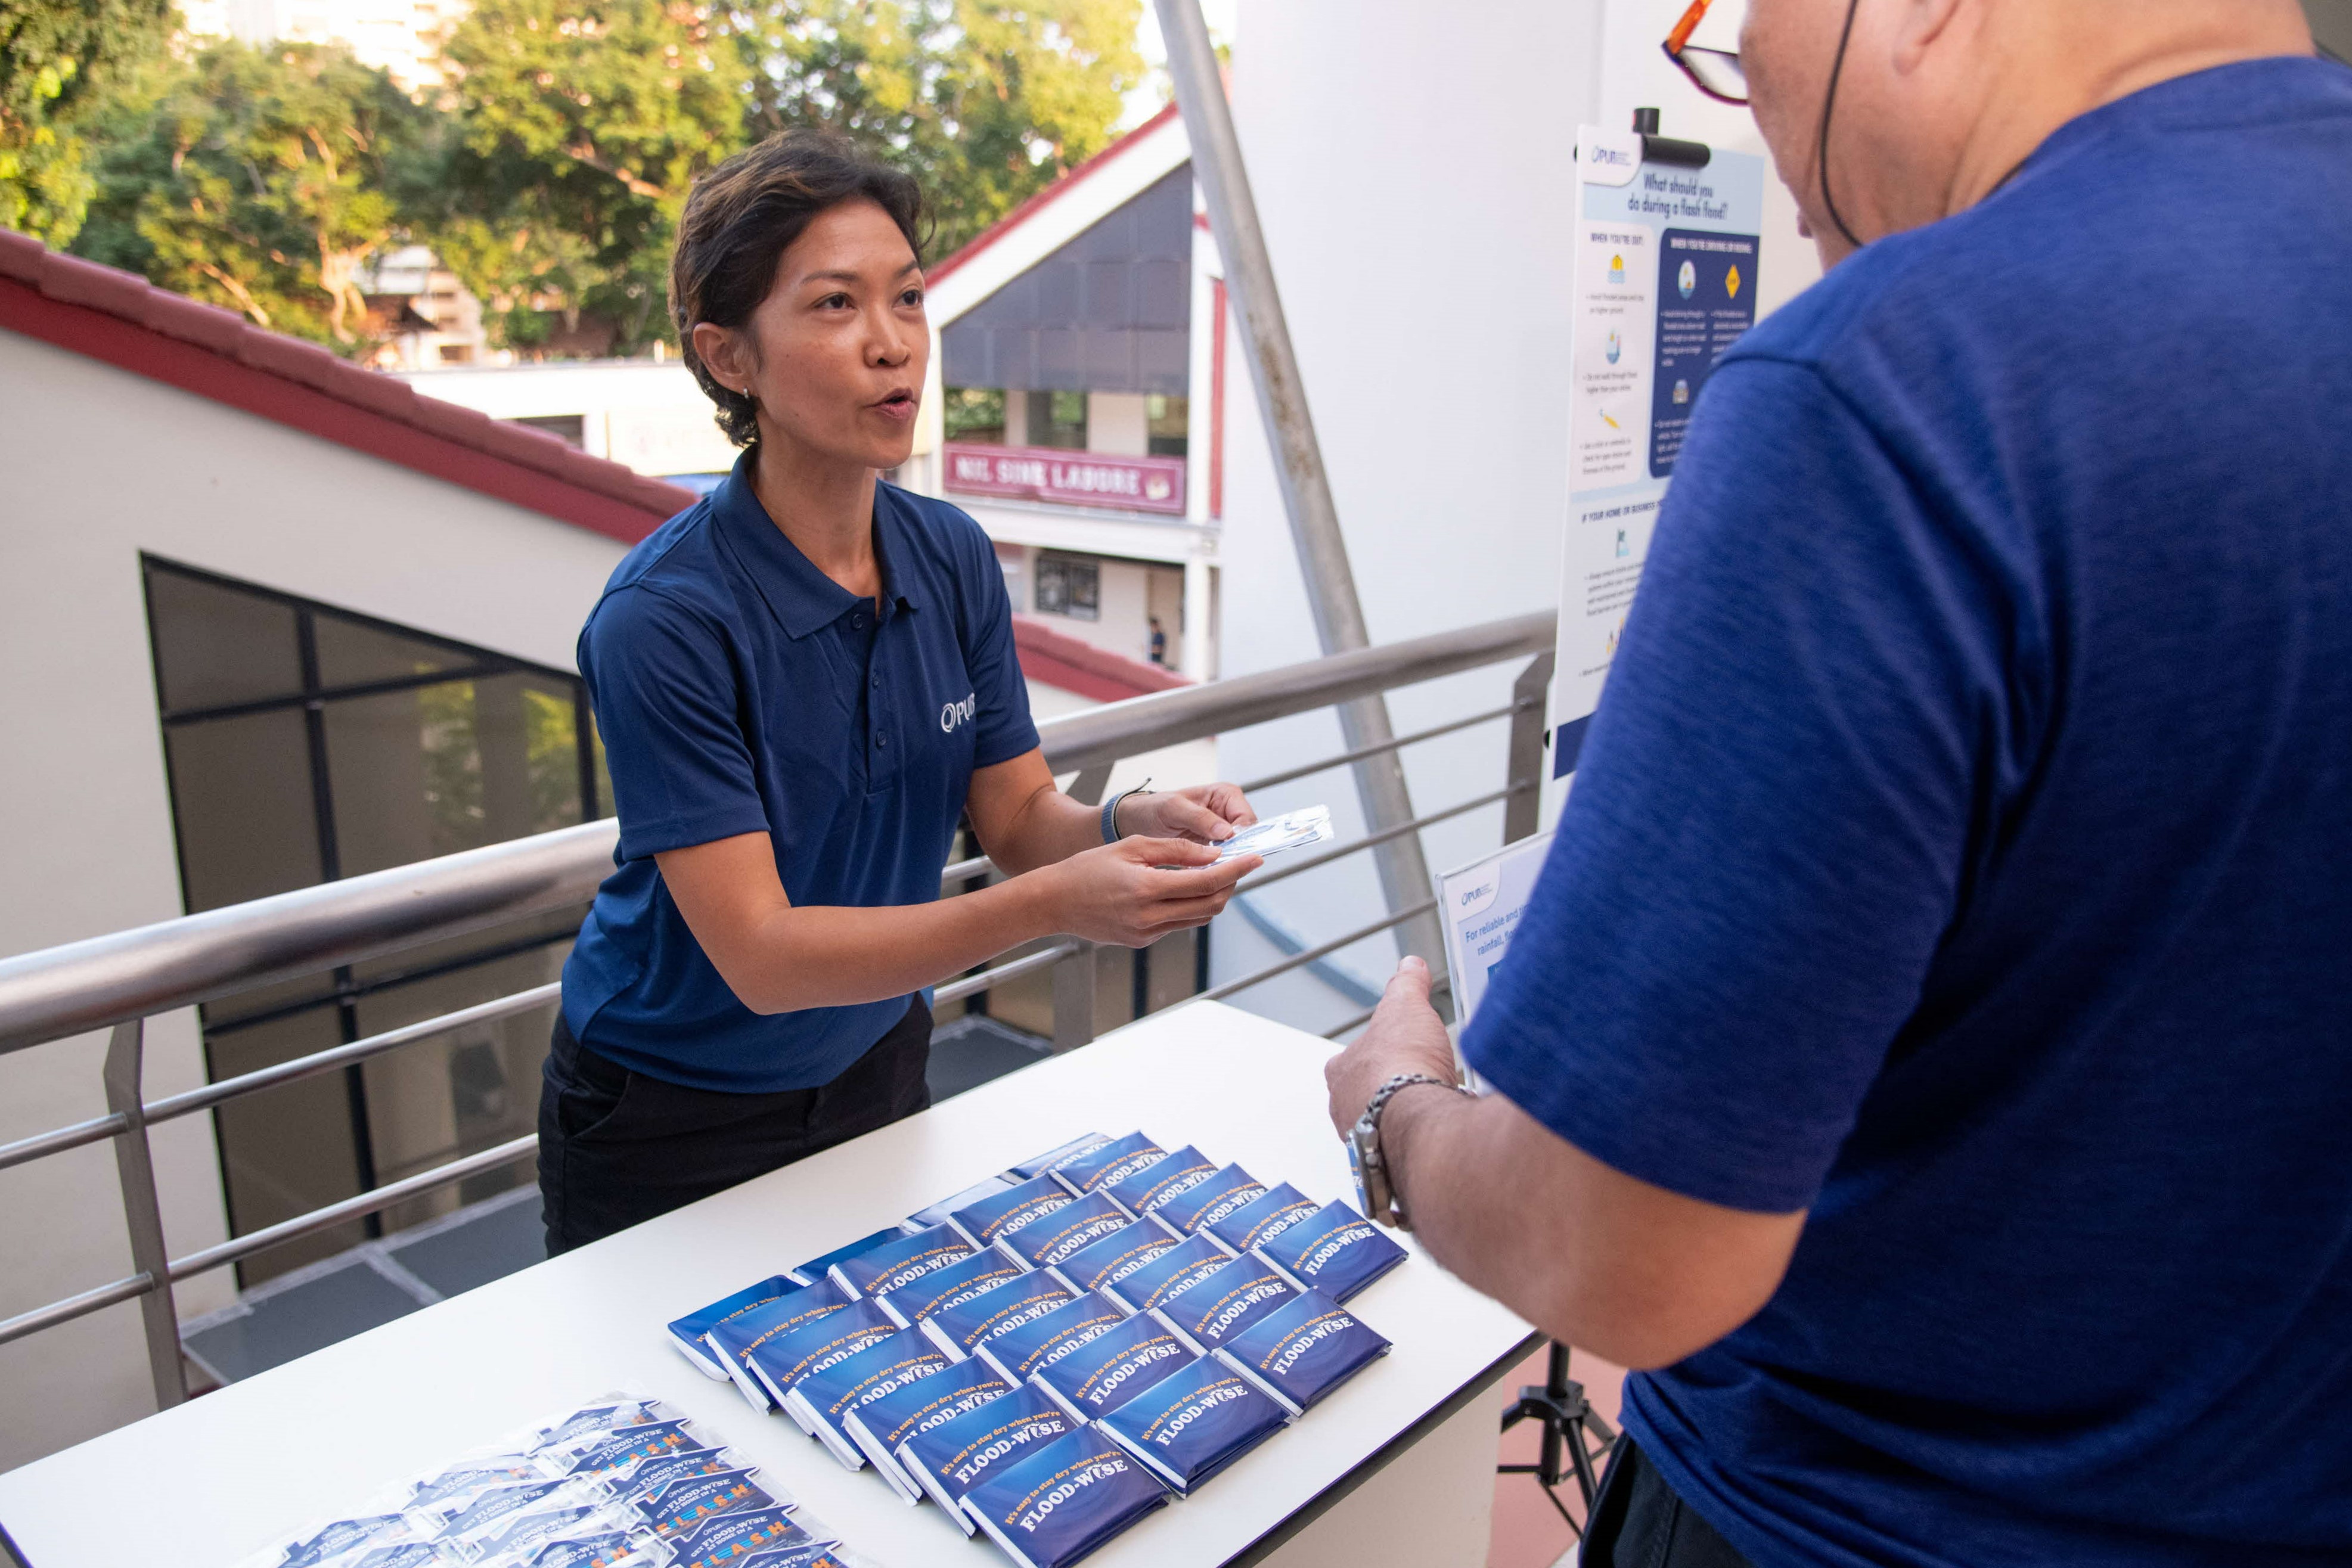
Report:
101,1019,184,1409
1154,0,1448,971
1504,652,1556,844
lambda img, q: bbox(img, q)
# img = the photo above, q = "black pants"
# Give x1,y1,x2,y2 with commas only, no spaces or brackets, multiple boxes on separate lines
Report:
537,998,932,1255
1582,1440,1755,1568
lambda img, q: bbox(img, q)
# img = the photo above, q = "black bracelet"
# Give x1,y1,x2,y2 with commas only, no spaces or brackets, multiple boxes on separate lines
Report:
1100,778,1153,843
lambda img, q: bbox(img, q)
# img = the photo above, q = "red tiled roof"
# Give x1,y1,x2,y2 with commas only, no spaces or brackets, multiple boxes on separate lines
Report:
926,102,1183,290
1013,612,1191,703
0,229,694,544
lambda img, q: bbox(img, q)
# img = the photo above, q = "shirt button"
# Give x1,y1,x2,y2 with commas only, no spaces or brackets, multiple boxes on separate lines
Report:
871,676,881,689
876,735,888,748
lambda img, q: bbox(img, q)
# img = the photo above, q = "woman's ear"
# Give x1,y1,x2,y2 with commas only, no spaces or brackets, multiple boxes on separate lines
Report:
693,321,752,395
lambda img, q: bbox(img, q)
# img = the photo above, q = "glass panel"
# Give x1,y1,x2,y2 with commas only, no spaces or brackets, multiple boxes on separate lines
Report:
1147,394,1189,458
1027,389,1088,450
589,711,615,822
357,946,567,1233
942,387,1006,443
206,1004,368,1287
165,711,323,911
144,564,303,714
312,611,470,691
325,673,586,877
349,908,584,986
1036,555,1100,622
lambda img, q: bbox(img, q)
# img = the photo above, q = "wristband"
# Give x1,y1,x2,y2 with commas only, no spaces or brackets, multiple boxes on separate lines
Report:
1100,778,1154,844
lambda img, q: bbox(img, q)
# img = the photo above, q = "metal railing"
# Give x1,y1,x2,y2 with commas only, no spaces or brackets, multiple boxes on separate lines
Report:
0,610,1555,1411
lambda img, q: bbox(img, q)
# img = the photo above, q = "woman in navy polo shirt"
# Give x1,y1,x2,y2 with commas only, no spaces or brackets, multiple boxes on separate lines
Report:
539,132,1262,1253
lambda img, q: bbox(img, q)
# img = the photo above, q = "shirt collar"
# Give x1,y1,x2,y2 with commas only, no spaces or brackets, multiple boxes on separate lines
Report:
709,450,921,639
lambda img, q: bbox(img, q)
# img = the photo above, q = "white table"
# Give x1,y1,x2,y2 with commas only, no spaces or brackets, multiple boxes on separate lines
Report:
0,1002,1537,1567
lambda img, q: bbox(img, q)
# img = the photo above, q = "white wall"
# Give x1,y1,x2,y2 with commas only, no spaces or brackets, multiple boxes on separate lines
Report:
395,361,741,478
1209,0,1820,1027
0,328,631,1468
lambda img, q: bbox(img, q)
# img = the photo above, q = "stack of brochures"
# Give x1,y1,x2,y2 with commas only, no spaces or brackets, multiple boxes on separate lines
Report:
661,1129,1411,1566
226,1390,871,1568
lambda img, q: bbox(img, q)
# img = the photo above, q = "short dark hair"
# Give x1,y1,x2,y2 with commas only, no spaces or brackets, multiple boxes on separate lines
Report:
670,130,927,448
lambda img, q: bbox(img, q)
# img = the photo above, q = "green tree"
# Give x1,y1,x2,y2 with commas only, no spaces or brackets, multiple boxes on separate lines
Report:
0,0,174,243
730,0,1145,256
72,41,441,349
435,0,747,355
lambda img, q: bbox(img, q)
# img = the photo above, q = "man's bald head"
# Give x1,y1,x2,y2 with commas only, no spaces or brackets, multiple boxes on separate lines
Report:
1739,0,2317,266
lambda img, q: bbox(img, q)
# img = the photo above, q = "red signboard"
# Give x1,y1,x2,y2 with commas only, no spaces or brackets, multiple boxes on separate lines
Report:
943,442,1187,516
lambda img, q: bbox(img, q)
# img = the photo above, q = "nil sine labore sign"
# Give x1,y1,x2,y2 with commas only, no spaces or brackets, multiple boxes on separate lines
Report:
944,442,1187,516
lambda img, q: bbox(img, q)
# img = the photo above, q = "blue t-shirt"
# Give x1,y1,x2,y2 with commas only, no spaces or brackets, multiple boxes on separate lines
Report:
1465,60,2352,1567
561,454,1040,1091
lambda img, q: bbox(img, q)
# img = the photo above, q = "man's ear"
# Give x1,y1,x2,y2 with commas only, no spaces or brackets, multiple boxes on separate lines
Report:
692,321,752,393
1891,0,1969,74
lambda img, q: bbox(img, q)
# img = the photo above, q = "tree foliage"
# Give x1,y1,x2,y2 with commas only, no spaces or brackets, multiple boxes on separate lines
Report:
72,42,440,347
0,0,174,243
731,0,1144,257
435,0,747,355
35,0,1144,358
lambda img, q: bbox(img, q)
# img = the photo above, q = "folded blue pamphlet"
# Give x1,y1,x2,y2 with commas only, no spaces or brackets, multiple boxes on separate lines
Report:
1048,1132,1166,1196
950,1172,1078,1250
842,1357,1012,1501
708,1278,852,1411
1097,1354,1291,1495
1049,1218,1181,1296
1101,1232,1234,1315
996,1191,1132,1271
1255,1201,1407,1302
905,1172,1016,1234
1205,1182,1320,1254
1103,1144,1218,1219
897,1383,1082,1533
829,1222,978,1299
974,1290,1131,1386
960,1426,1171,1568
1151,1253,1299,1353
746,1298,899,1415
1214,1288,1392,1416
737,1543,850,1568
782,1326,954,1471
875,1245,1026,1328
1029,1310,1197,1423
1150,1163,1267,1238
1006,1132,1112,1184
919,1269,1075,1359
788,1226,904,1287
550,1417,699,1477
665,1274,799,1380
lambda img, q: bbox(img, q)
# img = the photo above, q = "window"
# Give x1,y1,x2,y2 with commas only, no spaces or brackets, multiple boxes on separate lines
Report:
1035,554,1101,621
942,387,1006,444
1027,389,1088,451
508,413,585,448
142,558,612,1286
1147,395,1189,458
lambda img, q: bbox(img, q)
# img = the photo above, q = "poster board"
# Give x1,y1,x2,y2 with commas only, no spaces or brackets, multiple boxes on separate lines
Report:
1439,831,1556,1035
1552,128,1767,784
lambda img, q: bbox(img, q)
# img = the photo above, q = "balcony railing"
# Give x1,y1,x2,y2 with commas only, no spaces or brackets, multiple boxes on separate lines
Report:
0,610,1555,1413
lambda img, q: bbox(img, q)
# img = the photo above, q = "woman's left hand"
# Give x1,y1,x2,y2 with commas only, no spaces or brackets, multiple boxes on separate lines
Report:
1116,783,1257,845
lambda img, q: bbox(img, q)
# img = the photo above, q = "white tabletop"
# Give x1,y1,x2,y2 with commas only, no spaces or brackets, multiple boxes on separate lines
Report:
0,1001,1535,1568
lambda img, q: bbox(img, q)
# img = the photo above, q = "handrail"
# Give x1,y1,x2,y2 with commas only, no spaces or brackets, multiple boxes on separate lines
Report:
0,610,1556,1054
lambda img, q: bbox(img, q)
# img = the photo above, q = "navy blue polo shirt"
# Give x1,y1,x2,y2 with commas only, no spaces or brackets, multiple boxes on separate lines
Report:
1465,61,2352,1566
561,454,1039,1092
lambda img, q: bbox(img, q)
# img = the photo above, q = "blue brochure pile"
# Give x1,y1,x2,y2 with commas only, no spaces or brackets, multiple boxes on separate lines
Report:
651,1129,1415,1566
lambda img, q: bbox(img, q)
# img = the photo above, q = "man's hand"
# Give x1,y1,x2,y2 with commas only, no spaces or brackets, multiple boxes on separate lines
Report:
1326,955,1459,1135
1116,783,1257,844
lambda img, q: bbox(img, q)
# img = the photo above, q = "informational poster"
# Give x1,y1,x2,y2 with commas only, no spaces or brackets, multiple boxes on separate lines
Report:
1439,832,1556,1032
1553,128,1766,780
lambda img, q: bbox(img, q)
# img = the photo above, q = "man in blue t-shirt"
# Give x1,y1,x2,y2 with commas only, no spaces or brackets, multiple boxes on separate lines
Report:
1325,4,2349,1565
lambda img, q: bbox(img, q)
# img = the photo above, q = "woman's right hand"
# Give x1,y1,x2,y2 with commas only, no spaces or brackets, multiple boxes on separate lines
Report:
1038,837,1261,948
